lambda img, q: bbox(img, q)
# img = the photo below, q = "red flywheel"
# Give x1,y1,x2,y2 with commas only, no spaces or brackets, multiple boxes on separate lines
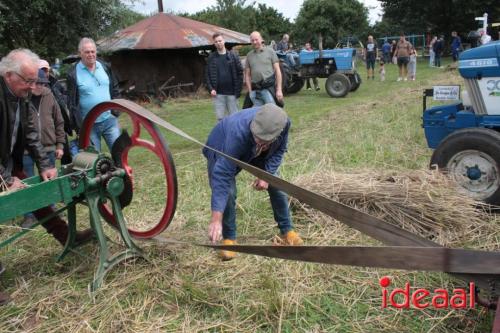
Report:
79,99,177,239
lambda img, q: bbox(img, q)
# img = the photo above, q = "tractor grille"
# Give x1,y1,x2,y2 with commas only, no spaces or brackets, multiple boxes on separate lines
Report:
464,79,487,115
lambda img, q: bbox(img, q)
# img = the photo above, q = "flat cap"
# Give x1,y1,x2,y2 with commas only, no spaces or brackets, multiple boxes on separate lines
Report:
250,104,288,141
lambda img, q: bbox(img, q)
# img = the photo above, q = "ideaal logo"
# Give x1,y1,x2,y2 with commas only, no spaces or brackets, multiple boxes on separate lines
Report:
380,276,475,309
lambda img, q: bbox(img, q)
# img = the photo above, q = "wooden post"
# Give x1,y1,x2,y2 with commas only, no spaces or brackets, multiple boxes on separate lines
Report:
157,0,163,13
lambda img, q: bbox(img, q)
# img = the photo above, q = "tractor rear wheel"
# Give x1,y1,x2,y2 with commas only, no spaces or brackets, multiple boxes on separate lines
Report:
325,73,351,98
430,128,500,205
349,72,362,92
285,76,305,94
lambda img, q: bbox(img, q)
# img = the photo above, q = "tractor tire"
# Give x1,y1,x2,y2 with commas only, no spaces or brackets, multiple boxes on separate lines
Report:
285,77,305,94
349,72,362,92
279,61,289,93
430,127,500,205
325,73,351,98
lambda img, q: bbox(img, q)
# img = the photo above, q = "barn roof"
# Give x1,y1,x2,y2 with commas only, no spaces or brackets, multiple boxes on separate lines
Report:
97,13,250,52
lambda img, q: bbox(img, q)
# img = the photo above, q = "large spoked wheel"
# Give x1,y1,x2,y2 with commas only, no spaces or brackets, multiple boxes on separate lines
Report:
430,128,500,205
325,73,351,98
79,99,178,238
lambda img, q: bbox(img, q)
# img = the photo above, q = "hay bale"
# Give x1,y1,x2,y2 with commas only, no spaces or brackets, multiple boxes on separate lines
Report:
292,169,499,249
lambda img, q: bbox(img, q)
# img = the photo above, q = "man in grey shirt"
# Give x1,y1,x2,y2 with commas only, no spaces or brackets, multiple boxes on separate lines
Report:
245,31,283,106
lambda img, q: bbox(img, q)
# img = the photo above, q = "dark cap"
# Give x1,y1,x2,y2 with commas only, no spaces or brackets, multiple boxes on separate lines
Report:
37,69,49,84
250,104,288,141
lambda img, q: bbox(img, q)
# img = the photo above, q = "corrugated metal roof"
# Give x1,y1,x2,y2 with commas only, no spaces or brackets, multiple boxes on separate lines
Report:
97,13,250,52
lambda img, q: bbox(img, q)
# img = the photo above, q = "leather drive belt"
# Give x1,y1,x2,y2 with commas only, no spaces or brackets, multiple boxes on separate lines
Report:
101,100,500,289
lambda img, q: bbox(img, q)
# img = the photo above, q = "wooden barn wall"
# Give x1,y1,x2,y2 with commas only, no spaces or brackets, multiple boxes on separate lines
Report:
106,49,206,93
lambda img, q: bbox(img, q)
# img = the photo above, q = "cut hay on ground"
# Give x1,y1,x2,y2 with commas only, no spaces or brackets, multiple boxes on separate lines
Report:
292,169,500,250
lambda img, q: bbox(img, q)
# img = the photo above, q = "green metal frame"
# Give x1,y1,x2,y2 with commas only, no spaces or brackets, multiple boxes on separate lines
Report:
0,150,145,292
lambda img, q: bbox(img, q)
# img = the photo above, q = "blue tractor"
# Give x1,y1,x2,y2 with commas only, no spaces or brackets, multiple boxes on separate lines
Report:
423,41,500,204
279,48,361,97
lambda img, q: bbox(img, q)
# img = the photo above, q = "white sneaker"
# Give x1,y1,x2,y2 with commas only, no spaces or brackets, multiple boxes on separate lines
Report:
397,77,402,82
404,78,408,81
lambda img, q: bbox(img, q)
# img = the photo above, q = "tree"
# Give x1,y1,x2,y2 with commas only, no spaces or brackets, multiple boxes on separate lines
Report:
186,0,291,44
293,0,369,49
378,0,500,43
0,0,144,60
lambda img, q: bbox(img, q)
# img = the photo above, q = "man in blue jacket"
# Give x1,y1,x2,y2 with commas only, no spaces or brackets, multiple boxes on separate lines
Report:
451,31,462,62
203,104,303,260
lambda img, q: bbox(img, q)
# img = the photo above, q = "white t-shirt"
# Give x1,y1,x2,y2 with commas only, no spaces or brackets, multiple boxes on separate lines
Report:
481,34,492,45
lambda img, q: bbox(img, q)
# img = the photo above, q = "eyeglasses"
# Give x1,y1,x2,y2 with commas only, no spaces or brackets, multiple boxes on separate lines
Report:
254,136,277,156
13,72,38,86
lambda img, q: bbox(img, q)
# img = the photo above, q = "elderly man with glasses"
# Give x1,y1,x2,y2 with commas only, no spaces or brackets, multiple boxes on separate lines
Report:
0,49,92,305
203,104,303,261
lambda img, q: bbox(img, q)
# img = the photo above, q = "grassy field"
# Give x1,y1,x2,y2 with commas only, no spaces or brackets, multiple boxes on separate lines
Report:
0,57,497,332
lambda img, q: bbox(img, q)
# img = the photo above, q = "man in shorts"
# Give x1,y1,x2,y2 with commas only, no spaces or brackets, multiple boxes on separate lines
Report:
393,34,412,82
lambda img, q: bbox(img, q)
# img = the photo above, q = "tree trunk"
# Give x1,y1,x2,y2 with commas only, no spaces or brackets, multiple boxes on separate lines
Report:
318,32,323,58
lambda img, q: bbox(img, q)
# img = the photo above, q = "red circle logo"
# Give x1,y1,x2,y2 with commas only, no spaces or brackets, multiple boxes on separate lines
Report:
379,276,391,288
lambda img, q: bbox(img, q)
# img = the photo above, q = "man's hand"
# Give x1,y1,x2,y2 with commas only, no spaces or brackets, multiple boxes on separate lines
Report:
7,177,26,191
208,211,223,244
252,178,268,191
276,89,283,102
210,89,217,97
40,167,57,181
55,149,64,159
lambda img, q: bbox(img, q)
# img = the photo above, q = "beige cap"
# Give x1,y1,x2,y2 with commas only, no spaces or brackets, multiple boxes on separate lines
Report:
250,104,288,141
39,59,50,69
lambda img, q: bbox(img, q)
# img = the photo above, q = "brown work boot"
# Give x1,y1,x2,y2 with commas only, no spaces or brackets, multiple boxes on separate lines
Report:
74,228,94,245
275,230,304,246
33,206,94,246
218,239,237,261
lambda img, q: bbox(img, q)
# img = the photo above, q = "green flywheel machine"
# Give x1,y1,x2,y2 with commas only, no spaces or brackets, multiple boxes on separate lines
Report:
0,149,145,291
0,100,179,292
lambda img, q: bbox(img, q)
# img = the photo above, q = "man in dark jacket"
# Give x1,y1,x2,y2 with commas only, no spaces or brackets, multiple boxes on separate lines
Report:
0,49,92,305
433,36,444,68
205,33,243,121
203,104,303,261
451,31,462,62
66,37,121,153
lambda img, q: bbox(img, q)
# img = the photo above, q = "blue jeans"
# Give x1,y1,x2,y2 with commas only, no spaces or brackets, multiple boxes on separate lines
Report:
383,52,390,64
23,151,56,219
249,90,275,107
90,116,121,152
23,151,56,177
221,175,293,240
69,139,79,157
213,95,239,121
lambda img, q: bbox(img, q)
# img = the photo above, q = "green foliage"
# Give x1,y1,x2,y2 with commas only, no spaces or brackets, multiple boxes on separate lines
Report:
293,0,370,48
185,0,292,43
378,0,500,40
0,0,145,61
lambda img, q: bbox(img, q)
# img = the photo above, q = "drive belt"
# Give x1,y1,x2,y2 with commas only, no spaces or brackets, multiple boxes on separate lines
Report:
96,100,500,289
